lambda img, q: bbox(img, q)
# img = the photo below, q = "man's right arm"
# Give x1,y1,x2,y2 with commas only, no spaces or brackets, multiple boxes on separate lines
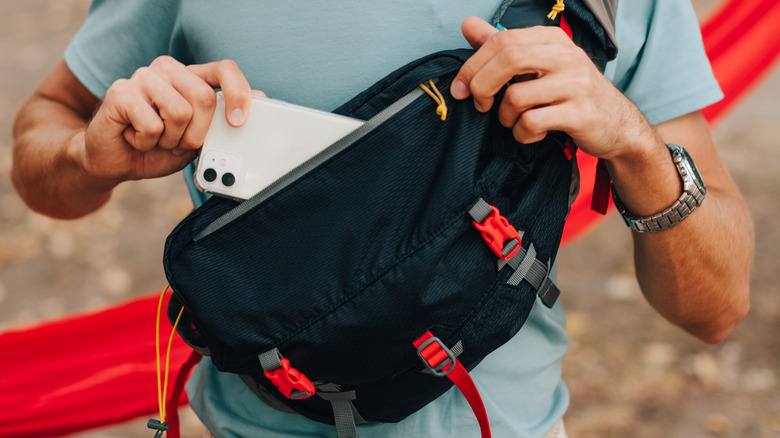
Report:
12,61,112,219
12,58,253,219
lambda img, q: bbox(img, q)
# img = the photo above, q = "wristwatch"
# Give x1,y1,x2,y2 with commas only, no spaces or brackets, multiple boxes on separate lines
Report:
612,143,707,233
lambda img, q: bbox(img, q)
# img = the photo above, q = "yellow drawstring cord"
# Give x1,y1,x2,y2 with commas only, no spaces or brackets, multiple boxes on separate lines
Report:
156,284,184,426
548,0,565,20
419,80,448,121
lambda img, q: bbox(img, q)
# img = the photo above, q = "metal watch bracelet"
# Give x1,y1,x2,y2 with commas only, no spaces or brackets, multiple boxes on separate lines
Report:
611,143,707,233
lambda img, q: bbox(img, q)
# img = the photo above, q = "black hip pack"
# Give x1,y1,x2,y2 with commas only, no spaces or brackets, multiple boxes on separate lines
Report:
163,2,616,437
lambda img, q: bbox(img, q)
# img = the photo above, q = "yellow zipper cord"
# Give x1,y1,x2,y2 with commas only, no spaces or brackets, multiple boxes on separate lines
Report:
419,80,448,121
547,0,565,20
156,284,185,425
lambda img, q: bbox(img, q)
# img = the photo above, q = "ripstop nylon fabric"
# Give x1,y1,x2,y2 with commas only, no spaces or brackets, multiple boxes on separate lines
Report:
163,48,575,424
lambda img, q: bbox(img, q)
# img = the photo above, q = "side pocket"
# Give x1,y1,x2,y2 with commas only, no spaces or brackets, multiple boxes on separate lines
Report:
167,294,211,357
193,86,428,242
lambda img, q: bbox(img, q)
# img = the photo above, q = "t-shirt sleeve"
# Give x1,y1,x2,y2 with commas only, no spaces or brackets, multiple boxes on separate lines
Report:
605,0,723,125
64,0,182,98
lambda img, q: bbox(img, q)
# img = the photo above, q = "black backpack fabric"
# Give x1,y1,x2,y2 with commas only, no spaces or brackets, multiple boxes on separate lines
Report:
163,1,616,436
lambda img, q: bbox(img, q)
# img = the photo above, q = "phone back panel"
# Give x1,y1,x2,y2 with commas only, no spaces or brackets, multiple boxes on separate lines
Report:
195,92,364,200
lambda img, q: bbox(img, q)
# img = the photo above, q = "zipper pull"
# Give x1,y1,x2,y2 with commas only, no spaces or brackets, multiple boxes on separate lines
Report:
547,0,565,20
419,79,448,121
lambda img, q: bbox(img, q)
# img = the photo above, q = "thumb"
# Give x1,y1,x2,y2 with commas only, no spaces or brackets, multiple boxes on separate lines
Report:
462,16,500,50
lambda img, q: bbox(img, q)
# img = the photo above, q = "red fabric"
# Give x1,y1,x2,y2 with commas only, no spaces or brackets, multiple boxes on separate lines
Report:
0,1,778,435
700,0,780,123
0,293,194,437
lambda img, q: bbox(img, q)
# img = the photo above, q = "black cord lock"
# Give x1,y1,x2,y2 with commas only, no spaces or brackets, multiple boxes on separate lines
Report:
147,419,170,438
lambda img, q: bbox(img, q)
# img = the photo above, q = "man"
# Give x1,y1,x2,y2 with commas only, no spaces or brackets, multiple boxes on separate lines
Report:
12,1,752,436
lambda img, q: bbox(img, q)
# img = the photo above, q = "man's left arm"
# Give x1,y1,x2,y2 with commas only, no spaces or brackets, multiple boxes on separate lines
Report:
629,110,752,343
452,17,753,343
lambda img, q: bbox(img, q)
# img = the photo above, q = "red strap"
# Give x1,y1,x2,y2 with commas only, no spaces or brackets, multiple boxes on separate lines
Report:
560,13,573,39
447,360,491,438
165,350,202,438
562,137,575,160
413,332,491,438
590,158,611,214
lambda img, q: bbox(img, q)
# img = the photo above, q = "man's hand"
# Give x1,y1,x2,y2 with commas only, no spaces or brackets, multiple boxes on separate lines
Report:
451,16,656,161
449,17,752,343
12,57,255,218
80,56,253,183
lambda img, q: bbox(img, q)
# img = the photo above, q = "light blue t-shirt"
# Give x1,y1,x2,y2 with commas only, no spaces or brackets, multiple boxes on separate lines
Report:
65,1,721,437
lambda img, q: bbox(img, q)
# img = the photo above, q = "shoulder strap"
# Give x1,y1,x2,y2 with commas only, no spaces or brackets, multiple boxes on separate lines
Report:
581,0,618,48
492,0,618,71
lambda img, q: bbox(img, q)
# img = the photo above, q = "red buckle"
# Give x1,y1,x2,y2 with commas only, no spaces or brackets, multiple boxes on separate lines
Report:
263,358,315,399
472,205,521,260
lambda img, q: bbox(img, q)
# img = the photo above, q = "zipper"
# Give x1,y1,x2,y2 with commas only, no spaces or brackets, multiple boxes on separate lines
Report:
194,85,427,241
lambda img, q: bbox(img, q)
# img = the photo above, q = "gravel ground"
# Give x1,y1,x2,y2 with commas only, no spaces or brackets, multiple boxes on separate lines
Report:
0,1,777,437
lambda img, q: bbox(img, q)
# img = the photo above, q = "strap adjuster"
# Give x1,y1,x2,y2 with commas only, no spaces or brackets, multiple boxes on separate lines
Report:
414,334,457,377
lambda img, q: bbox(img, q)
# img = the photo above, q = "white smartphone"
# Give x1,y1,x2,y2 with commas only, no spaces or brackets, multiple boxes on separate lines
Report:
194,91,365,200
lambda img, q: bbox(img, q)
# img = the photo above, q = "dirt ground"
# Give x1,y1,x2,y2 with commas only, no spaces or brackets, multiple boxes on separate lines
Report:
0,0,777,437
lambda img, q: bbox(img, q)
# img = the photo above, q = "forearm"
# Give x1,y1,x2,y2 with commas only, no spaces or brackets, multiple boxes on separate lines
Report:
633,188,752,343
12,95,116,219
606,111,752,343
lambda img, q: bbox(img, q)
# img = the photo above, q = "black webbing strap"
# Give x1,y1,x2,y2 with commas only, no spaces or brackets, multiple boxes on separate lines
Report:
470,198,561,308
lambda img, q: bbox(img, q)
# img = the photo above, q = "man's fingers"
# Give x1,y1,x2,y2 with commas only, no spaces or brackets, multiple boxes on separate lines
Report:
105,79,163,152
455,43,555,113
510,102,582,144
118,57,251,158
131,66,199,151
453,21,572,111
149,56,218,151
461,15,499,50
476,44,570,106
451,17,496,101
496,73,572,128
187,60,252,127
511,105,557,144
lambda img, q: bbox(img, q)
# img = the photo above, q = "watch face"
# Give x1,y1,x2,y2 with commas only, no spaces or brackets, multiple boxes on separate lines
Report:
680,147,706,192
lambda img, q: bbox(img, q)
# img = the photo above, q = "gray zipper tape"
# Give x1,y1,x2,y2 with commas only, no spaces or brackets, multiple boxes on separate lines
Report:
194,86,426,241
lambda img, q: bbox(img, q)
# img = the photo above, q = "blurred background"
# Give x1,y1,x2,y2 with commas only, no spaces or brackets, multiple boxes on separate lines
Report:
0,0,776,436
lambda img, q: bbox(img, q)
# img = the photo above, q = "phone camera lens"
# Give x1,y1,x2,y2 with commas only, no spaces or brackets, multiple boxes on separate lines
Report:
222,172,236,187
203,168,217,182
